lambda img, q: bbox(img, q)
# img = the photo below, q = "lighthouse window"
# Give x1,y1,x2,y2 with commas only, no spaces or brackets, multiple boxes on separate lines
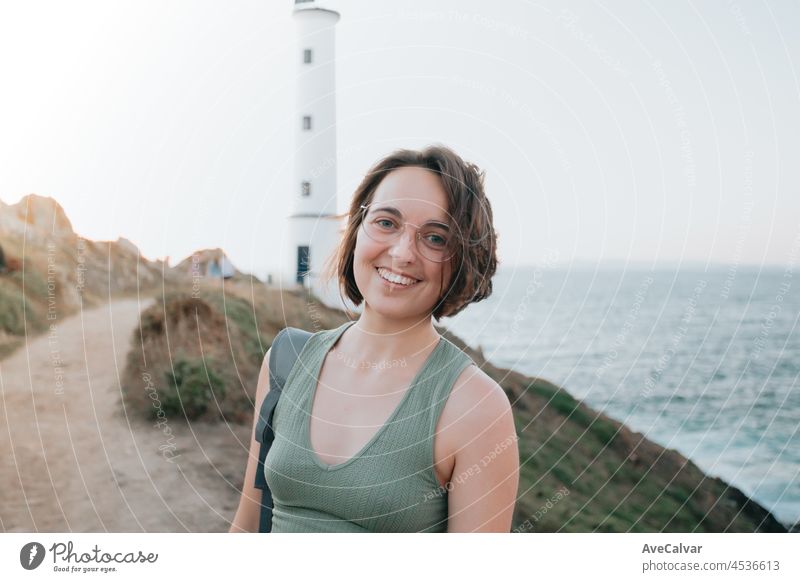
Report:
302,181,311,197
302,115,312,130
303,49,313,64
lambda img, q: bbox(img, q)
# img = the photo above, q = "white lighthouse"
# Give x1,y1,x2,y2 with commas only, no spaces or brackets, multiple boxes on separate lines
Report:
281,0,344,310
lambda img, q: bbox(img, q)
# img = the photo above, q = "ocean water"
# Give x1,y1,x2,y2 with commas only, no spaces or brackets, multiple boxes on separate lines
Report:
445,265,799,528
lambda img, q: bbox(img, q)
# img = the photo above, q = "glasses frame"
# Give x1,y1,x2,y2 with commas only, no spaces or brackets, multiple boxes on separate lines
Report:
358,203,459,263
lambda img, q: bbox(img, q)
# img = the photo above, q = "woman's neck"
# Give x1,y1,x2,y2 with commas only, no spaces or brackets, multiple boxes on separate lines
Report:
344,309,440,363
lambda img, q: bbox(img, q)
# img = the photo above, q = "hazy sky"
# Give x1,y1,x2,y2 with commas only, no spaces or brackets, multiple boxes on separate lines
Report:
1,0,798,279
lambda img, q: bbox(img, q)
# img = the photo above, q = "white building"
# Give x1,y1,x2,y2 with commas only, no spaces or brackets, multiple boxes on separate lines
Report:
277,0,348,311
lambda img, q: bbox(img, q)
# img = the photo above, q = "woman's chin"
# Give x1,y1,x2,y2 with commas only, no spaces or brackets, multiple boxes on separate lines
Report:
365,291,430,317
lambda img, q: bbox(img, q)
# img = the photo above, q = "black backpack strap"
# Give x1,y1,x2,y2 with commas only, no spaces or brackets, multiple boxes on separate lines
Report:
254,326,313,532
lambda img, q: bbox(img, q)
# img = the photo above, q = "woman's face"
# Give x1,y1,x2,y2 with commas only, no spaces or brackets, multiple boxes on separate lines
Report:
353,166,453,322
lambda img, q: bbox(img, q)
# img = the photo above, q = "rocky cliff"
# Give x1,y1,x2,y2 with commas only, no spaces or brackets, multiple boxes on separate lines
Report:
0,194,177,355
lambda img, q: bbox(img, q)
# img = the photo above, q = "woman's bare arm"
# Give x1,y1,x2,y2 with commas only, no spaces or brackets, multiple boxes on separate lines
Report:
229,347,272,533
445,371,520,532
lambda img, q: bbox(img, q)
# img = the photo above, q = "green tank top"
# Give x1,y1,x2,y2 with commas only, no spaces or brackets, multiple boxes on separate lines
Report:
264,320,476,532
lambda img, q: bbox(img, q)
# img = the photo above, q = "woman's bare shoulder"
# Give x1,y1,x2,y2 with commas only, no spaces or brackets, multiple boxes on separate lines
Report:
449,365,511,421
437,364,514,453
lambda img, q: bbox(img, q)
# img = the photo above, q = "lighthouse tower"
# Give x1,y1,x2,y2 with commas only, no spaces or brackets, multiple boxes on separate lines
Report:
282,0,344,310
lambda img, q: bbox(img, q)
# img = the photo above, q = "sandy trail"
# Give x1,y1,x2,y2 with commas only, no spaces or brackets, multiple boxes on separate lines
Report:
0,299,251,532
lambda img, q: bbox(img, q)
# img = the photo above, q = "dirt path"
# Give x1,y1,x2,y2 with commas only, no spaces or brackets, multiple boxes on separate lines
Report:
0,299,251,532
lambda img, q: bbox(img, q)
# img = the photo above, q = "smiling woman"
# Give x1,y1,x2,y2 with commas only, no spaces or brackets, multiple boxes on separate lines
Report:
231,145,518,533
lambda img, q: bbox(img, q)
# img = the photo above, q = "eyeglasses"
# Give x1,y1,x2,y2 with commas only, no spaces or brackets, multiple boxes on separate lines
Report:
359,203,460,263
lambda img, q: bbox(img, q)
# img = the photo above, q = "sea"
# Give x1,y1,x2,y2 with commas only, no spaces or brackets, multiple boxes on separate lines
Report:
444,264,799,528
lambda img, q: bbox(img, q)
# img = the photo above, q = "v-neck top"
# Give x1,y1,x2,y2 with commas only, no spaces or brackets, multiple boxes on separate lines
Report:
264,320,476,532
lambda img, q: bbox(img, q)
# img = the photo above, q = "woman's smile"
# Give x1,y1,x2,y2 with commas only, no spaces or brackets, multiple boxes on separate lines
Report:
375,266,422,290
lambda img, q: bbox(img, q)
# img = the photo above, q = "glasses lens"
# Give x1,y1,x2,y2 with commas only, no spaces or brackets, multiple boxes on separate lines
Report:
361,209,459,262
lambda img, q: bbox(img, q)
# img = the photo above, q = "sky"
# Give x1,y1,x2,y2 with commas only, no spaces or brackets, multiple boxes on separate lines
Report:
1,0,799,280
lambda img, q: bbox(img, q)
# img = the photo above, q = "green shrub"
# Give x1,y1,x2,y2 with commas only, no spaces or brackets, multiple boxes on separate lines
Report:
0,284,33,335
159,356,226,419
16,269,49,302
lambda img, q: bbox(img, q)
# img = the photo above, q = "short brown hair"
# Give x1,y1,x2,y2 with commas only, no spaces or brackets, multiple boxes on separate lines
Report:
322,145,499,320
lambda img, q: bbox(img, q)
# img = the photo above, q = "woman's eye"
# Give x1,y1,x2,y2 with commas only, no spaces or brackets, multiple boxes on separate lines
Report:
376,219,395,229
425,233,447,247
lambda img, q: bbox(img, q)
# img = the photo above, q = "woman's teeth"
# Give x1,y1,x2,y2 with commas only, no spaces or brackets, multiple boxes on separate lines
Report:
377,267,420,286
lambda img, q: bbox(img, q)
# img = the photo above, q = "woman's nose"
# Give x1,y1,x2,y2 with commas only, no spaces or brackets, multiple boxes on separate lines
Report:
388,227,417,261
